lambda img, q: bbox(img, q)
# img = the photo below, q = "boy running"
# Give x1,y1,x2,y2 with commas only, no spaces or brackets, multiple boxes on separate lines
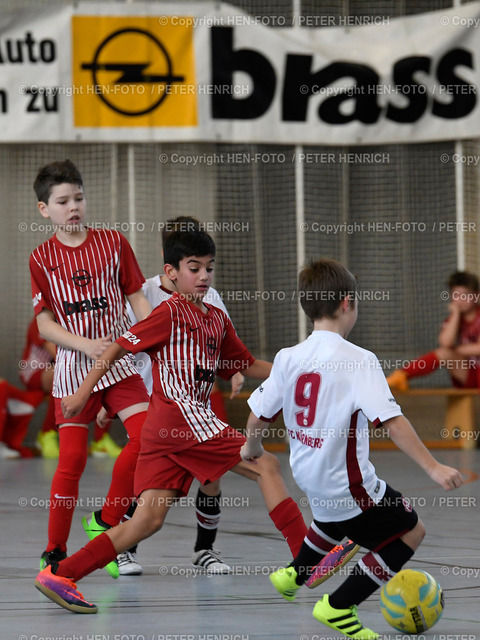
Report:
242,258,463,639
34,227,307,613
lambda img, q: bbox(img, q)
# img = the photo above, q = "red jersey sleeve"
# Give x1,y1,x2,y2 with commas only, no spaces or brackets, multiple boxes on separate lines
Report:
118,233,145,296
217,316,255,380
116,303,171,354
29,251,53,316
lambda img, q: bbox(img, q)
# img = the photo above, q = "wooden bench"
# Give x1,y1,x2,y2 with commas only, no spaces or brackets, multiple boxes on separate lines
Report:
392,388,479,450
224,388,479,449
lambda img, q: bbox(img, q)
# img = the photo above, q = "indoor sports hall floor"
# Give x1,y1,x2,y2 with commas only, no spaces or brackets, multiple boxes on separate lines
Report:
1,449,479,640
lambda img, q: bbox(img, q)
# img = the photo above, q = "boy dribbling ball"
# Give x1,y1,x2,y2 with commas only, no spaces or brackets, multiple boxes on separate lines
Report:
242,258,463,640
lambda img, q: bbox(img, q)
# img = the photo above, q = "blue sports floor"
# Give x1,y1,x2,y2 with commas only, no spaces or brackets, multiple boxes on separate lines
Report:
1,449,479,639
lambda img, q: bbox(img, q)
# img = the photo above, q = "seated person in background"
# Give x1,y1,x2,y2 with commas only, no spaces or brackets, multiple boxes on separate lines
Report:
387,271,480,391
0,378,43,458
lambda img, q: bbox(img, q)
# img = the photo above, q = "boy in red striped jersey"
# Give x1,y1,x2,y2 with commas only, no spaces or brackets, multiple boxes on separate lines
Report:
29,160,152,577
34,227,307,613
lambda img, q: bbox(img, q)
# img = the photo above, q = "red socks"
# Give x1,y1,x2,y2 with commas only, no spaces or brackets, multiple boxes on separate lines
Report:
100,411,146,527
55,532,117,581
47,426,89,552
269,497,308,557
403,351,440,378
0,382,44,453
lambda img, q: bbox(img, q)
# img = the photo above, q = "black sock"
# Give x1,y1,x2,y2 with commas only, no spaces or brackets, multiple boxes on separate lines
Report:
194,488,221,552
290,540,326,586
95,509,111,529
330,539,414,609
124,501,137,519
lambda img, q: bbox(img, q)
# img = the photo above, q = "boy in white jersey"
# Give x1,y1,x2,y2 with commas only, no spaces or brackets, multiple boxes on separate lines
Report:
29,160,151,577
34,227,307,613
242,258,463,640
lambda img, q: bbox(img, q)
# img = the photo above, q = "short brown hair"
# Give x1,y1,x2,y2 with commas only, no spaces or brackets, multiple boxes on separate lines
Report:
298,258,357,322
33,159,83,204
447,270,479,293
162,216,200,245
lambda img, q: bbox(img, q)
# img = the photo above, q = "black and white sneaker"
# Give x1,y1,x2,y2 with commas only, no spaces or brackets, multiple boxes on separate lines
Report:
191,549,232,574
117,550,143,576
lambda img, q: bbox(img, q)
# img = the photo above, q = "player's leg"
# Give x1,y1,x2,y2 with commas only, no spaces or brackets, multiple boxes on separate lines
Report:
97,401,148,527
81,401,147,578
313,487,422,640
116,500,143,576
310,520,425,640
231,452,308,557
0,379,20,458
35,488,177,614
1,381,44,457
34,367,60,457
90,409,122,459
40,422,89,568
191,479,232,573
81,376,148,571
269,519,347,600
387,345,472,390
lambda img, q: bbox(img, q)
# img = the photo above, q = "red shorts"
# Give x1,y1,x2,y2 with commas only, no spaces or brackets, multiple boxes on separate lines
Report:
451,363,479,389
54,374,148,426
134,426,246,498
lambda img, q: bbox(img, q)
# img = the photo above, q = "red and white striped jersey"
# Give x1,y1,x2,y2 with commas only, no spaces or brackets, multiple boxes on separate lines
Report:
117,292,254,453
30,228,144,397
126,275,231,394
248,330,403,521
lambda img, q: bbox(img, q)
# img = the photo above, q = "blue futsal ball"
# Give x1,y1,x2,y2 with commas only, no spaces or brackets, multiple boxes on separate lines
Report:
380,569,444,633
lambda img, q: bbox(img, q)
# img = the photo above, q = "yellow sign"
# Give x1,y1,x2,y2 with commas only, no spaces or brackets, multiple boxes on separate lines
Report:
72,16,197,127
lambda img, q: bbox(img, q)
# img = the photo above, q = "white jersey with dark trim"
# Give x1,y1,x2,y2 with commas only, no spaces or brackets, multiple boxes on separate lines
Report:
127,275,229,394
30,229,144,397
248,330,402,521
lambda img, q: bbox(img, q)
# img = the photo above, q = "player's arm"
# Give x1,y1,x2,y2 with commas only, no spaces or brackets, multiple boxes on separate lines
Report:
36,309,112,360
438,304,461,348
242,359,272,379
229,371,245,398
61,342,128,418
126,288,152,323
384,415,464,490
454,341,480,357
240,411,270,463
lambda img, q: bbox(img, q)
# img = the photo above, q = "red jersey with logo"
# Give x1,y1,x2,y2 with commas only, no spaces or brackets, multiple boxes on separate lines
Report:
20,317,55,388
116,292,255,453
30,228,144,397
443,307,480,367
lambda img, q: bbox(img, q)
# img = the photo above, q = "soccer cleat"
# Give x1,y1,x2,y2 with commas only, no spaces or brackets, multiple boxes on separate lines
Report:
270,566,301,601
40,547,67,570
36,430,59,458
191,549,233,574
90,433,122,458
306,540,360,588
117,550,143,576
34,565,97,614
313,594,379,640
82,512,119,579
386,369,409,392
